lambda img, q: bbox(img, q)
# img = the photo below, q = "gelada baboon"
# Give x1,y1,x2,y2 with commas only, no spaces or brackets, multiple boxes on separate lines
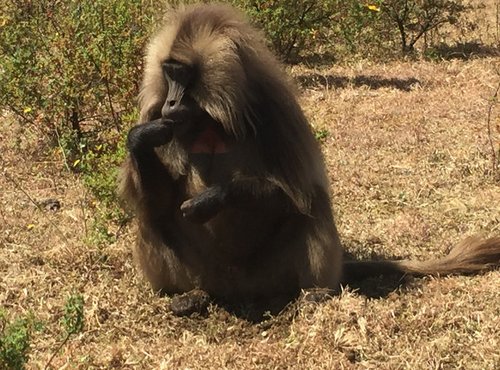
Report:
119,3,500,315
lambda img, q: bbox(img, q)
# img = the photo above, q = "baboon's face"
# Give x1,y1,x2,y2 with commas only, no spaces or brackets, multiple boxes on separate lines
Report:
161,60,199,122
157,60,208,138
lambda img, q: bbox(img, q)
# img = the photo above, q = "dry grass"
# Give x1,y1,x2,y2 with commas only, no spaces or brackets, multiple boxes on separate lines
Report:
1,56,499,370
1,47,500,370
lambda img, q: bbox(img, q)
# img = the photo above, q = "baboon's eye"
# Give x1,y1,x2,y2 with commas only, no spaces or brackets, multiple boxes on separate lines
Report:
162,60,195,88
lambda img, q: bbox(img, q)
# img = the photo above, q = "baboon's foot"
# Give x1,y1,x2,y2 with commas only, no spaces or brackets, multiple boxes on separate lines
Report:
300,288,336,303
170,289,210,317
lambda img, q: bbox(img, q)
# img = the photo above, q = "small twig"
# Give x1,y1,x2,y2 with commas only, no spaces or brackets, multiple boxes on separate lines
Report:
44,332,71,370
486,79,500,175
104,77,121,131
53,125,71,172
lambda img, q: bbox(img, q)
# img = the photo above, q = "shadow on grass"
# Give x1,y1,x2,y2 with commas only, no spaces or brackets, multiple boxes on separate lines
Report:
215,295,300,323
342,250,413,299
298,51,338,66
210,248,413,322
429,41,500,60
296,73,421,91
215,275,411,323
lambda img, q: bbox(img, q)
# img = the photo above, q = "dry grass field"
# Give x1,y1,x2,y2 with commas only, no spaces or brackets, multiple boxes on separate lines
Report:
1,3,500,370
2,56,499,370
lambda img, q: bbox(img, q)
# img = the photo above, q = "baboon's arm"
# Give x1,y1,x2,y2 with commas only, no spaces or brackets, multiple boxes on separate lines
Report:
180,178,296,223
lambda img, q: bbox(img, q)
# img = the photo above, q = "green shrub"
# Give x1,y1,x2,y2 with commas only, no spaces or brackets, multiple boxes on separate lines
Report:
228,1,411,62
0,311,42,370
380,0,467,55
327,1,395,60
231,0,339,63
62,294,85,336
0,0,163,214
230,1,467,61
0,0,153,135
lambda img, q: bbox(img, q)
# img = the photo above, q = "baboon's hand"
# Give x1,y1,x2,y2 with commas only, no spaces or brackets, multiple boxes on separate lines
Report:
127,119,173,153
180,185,228,223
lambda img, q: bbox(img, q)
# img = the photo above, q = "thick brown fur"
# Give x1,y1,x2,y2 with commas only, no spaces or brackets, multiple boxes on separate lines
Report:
119,3,500,307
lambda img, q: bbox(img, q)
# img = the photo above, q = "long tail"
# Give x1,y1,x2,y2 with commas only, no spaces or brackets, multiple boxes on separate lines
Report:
342,236,500,283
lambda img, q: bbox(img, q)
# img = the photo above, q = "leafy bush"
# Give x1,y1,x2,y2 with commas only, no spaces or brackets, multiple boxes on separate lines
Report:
231,0,339,63
0,0,175,239
0,0,161,210
0,311,42,370
230,1,466,61
0,0,153,135
326,1,395,60
61,293,85,336
380,0,467,54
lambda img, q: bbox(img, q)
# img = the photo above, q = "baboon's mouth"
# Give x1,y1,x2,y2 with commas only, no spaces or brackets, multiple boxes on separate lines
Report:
189,124,229,154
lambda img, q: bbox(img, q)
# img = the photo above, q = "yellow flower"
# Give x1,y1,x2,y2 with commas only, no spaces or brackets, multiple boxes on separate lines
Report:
367,4,381,12
23,107,32,113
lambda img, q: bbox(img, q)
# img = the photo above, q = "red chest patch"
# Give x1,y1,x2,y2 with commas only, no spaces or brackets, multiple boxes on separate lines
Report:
189,126,228,154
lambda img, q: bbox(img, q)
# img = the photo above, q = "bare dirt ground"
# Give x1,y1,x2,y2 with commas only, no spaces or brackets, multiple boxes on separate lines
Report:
1,54,499,369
